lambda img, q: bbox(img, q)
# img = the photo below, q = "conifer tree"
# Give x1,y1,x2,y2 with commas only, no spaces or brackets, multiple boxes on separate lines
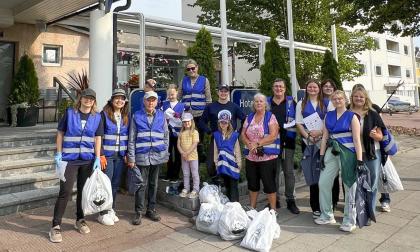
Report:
260,32,290,96
8,54,39,105
321,50,343,90
187,28,217,100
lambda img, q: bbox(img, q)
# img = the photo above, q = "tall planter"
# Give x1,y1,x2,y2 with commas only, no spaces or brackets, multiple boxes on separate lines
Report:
16,106,38,127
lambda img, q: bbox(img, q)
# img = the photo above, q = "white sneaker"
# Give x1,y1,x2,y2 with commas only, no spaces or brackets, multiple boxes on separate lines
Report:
339,223,356,232
179,189,189,198
189,190,198,199
110,209,119,223
98,213,114,226
381,202,391,212
314,217,336,225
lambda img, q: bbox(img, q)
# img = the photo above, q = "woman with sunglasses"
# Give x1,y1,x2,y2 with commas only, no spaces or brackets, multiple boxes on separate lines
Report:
178,59,212,162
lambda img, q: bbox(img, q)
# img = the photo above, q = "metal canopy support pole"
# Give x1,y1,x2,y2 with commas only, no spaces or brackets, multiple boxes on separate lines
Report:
331,24,338,62
220,0,229,85
139,12,145,89
259,39,265,66
287,0,298,98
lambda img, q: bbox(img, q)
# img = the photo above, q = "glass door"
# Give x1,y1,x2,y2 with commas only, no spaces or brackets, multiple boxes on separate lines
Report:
0,42,15,124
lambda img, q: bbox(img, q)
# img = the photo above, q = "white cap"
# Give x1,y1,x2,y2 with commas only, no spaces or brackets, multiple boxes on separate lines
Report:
218,110,232,122
144,91,158,100
181,112,193,122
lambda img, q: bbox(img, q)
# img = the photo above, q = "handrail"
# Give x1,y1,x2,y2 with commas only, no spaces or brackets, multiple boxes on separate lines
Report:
53,77,76,113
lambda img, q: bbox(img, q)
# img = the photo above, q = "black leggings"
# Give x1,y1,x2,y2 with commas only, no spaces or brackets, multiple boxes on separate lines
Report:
52,161,92,227
166,135,181,180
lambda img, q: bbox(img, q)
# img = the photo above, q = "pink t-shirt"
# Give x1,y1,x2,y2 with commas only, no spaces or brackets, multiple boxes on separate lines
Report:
244,113,279,162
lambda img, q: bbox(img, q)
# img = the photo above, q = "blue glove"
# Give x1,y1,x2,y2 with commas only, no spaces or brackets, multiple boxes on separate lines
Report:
93,157,101,170
54,152,62,164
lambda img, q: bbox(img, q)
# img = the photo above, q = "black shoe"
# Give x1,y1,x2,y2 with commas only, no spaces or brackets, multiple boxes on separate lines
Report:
145,209,161,222
132,212,142,225
286,200,300,214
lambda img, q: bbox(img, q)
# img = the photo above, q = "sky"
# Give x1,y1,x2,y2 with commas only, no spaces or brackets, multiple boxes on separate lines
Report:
415,37,420,48
112,0,182,20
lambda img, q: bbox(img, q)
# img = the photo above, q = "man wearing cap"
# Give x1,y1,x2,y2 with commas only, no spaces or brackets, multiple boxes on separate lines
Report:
178,59,212,161
199,84,246,182
269,78,300,214
127,91,169,225
142,79,162,109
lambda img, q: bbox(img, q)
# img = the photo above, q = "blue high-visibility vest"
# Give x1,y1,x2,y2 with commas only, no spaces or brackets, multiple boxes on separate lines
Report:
214,131,240,180
102,112,129,157
62,108,101,161
302,98,330,120
243,111,281,156
181,75,206,112
284,96,297,139
133,109,167,154
325,110,356,152
162,100,185,137
380,128,398,155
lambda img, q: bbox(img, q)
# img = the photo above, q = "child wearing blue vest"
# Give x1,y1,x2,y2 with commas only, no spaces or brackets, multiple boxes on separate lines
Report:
177,112,200,198
97,89,129,226
49,88,103,243
213,110,242,202
162,84,184,182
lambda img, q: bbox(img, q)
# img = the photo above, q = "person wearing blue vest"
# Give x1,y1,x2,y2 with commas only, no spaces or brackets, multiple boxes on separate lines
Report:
128,91,169,225
49,88,103,243
316,90,364,233
199,84,246,183
162,84,184,182
241,93,280,210
178,59,212,162
296,79,334,219
213,110,242,202
96,89,129,226
269,78,300,214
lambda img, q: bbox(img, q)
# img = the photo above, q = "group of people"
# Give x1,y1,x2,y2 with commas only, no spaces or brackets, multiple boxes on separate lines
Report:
49,58,392,243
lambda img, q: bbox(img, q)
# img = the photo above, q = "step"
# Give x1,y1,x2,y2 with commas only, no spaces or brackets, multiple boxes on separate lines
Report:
0,186,60,216
0,157,55,177
0,144,56,162
0,133,56,148
0,171,59,195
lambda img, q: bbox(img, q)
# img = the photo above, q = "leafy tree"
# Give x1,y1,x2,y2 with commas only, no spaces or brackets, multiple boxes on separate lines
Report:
187,27,217,100
334,0,420,37
321,50,343,90
260,31,291,96
8,54,39,105
191,0,375,87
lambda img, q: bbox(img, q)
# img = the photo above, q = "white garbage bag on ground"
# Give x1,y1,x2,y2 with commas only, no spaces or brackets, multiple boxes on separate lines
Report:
196,202,224,235
240,208,280,252
82,169,113,215
199,182,221,204
378,157,404,193
218,202,250,240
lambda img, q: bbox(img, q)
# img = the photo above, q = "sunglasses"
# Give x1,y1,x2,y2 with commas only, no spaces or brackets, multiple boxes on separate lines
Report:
186,67,196,71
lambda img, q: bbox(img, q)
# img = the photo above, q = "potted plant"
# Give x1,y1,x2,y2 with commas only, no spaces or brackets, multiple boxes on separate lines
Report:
58,69,89,119
8,54,40,127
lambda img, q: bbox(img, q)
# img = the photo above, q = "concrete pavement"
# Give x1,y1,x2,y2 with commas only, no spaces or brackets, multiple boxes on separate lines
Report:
0,135,419,252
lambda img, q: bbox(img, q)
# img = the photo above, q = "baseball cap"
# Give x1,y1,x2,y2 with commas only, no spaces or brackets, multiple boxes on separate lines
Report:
182,112,193,122
217,84,229,91
81,88,96,99
111,88,127,99
218,110,232,122
144,91,158,100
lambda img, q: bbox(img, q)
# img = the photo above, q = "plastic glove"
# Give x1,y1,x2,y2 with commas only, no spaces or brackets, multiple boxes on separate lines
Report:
100,155,107,170
55,152,62,164
356,160,366,173
93,157,101,170
320,155,325,170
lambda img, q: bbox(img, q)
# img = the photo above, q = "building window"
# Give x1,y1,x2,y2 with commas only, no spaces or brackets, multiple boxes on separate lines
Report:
374,38,380,49
386,40,399,53
375,65,382,76
388,65,401,77
404,45,409,55
358,63,367,75
42,45,62,66
406,69,411,78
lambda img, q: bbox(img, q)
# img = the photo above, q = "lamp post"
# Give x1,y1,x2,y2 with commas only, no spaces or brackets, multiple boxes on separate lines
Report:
287,0,298,98
220,0,229,86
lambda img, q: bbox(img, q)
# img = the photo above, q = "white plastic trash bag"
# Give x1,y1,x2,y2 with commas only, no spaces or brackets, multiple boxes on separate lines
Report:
378,157,404,193
82,169,113,215
196,202,224,235
218,202,250,240
199,182,221,204
219,193,230,205
56,160,67,182
240,208,280,252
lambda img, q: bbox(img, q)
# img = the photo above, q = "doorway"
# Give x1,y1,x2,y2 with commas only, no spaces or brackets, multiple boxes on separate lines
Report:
0,42,15,124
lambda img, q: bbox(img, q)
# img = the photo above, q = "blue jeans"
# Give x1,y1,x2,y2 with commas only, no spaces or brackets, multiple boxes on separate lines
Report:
103,154,125,209
364,150,381,215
